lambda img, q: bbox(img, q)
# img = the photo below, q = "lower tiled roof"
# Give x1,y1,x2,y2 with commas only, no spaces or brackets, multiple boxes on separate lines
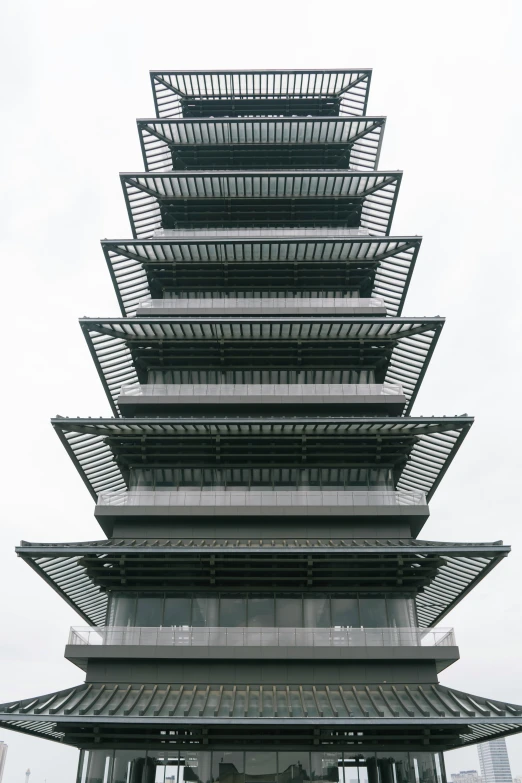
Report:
0,681,521,748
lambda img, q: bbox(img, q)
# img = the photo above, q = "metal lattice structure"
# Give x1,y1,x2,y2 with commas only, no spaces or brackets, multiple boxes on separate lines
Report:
138,116,386,172
16,539,509,629
120,170,402,239
52,416,472,501
4,66,520,770
102,235,421,318
150,70,373,118
80,316,443,416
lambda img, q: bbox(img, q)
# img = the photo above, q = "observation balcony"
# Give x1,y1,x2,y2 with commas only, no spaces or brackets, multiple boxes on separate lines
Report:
117,382,406,416
135,295,387,316
94,489,429,537
153,226,373,238
65,626,458,671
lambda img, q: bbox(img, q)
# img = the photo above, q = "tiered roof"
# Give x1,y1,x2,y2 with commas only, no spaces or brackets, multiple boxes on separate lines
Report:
17,539,509,628
120,170,402,238
81,316,443,415
5,66,519,758
102,235,421,318
52,416,472,500
150,69,373,118
1,681,521,749
137,116,386,171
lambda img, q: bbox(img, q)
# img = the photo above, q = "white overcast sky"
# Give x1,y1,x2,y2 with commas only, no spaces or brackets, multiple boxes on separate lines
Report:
1,0,521,781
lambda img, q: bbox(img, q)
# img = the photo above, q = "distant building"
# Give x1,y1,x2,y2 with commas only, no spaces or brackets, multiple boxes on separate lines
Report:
0,742,6,783
451,771,483,783
478,740,512,783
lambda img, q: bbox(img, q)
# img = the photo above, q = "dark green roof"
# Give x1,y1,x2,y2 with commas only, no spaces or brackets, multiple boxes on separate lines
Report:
1,680,521,749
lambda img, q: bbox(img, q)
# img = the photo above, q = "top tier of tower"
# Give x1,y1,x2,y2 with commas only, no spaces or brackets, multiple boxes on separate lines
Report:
143,70,381,173
150,70,372,119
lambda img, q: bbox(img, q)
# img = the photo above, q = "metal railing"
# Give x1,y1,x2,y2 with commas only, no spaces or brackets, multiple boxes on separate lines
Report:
119,382,404,398
68,626,455,648
96,488,427,508
153,227,372,238
136,296,385,311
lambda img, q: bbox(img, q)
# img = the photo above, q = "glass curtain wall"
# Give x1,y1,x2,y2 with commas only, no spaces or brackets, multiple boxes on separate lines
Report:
129,467,393,491
108,593,417,629
77,750,446,783
162,291,362,300
147,370,377,385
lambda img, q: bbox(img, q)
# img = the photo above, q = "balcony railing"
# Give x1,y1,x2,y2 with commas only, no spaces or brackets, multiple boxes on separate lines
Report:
136,296,386,312
153,227,372,238
96,489,427,508
68,626,456,648
119,382,404,399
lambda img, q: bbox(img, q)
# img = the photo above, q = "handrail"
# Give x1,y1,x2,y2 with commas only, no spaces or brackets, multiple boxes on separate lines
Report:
96,488,427,507
137,296,386,310
68,626,455,648
119,382,404,398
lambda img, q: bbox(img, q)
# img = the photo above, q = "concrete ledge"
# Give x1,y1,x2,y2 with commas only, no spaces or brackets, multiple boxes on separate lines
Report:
118,394,406,417
66,644,459,672
135,300,387,317
95,491,429,536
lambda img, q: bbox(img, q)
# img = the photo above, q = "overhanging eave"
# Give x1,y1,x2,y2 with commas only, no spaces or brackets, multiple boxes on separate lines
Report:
16,538,506,629
0,680,521,749
101,235,421,318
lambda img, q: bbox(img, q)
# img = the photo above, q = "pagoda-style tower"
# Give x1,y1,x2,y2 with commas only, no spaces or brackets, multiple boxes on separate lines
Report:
1,69,521,783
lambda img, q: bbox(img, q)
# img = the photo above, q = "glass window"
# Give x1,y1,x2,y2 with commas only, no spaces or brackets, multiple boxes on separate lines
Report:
78,750,88,783
344,469,368,489
376,753,413,783
245,752,277,783
79,750,114,783
109,593,136,627
220,597,247,627
276,596,303,627
164,597,192,626
180,752,211,783
112,750,148,783
147,752,181,783
212,751,245,783
433,754,445,783
340,755,374,783
129,468,154,489
304,596,331,628
387,597,416,629
331,597,359,627
368,468,393,489
310,753,340,783
248,596,275,627
192,596,219,627
278,752,310,783
135,595,163,627
359,597,387,628
411,754,438,783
